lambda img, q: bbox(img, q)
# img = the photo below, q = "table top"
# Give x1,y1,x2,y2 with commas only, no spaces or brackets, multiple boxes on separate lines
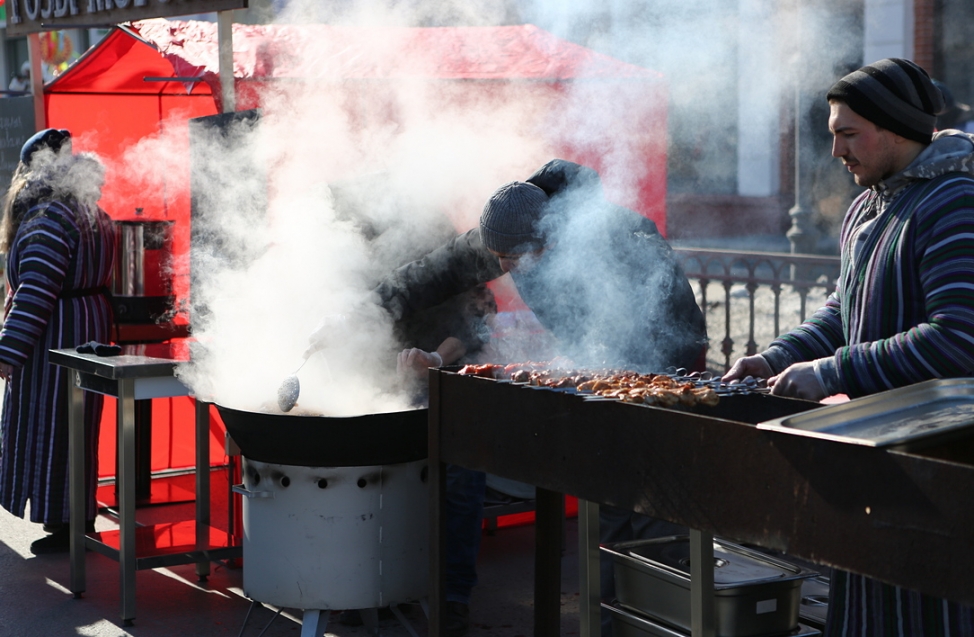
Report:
49,342,190,380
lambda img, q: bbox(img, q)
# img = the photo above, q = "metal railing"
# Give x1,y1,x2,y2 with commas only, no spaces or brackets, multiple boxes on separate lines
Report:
673,248,841,373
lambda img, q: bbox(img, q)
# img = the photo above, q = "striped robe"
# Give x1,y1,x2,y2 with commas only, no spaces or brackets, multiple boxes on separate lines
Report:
0,199,115,525
762,149,974,634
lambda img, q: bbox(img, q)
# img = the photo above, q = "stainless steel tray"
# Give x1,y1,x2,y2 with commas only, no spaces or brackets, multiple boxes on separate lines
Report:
604,537,816,637
603,602,822,637
756,378,974,449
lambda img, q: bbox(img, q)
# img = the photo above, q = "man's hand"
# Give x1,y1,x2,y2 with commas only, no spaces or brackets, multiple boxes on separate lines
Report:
722,355,773,383
304,314,348,358
767,361,828,401
397,348,443,378
0,362,12,382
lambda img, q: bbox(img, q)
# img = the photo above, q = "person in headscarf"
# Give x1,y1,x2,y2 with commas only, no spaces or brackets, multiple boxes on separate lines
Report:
0,128,117,554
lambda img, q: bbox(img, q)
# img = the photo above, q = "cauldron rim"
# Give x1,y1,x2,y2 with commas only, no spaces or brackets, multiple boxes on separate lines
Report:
216,403,428,467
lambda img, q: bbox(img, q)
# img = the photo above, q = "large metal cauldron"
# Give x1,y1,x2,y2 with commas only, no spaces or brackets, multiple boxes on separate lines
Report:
217,405,429,612
216,405,427,467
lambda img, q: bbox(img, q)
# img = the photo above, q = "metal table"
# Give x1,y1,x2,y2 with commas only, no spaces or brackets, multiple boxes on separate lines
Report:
50,344,241,625
428,369,974,637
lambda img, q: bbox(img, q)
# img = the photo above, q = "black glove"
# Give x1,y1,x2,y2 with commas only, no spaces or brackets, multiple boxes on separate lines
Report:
76,341,122,356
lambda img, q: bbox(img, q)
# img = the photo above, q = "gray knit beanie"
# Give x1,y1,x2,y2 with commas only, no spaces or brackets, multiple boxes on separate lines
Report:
479,181,549,254
826,58,945,143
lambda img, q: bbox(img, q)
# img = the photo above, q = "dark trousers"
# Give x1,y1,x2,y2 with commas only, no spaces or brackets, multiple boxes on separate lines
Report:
445,465,487,604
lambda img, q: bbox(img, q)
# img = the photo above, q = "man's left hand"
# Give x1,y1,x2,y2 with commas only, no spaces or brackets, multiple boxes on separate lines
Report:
767,360,828,401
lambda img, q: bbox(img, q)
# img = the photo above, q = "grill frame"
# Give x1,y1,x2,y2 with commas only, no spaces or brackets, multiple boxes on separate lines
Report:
428,365,974,632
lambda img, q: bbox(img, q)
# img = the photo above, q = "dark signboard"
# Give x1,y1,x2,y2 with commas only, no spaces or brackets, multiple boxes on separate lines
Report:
0,96,35,195
5,0,247,36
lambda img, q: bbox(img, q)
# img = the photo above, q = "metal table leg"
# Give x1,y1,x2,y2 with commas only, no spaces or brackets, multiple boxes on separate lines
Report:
689,527,715,637
195,399,211,580
578,499,601,637
118,378,137,625
535,488,563,637
69,375,87,598
428,371,445,637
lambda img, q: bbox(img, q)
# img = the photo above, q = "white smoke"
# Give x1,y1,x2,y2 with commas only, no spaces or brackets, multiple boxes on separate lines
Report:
108,0,861,414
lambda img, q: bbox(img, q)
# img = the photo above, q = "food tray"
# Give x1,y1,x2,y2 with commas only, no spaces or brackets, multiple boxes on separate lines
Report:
756,378,974,449
603,603,821,637
604,536,817,637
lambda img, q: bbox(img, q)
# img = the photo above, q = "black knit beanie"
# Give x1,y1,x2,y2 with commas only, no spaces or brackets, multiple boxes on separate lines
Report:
479,181,549,254
826,58,945,143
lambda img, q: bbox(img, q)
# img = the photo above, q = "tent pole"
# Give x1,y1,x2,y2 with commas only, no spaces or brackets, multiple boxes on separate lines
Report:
28,33,46,130
218,11,236,113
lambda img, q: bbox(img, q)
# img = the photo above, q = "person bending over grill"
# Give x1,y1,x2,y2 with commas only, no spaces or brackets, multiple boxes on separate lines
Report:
375,158,708,636
0,129,117,555
724,58,974,636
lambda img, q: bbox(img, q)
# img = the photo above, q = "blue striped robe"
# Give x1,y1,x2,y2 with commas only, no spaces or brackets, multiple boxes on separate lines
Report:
0,199,115,525
764,170,974,635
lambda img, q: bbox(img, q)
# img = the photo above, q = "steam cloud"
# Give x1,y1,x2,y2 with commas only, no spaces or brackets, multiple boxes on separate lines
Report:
112,0,861,415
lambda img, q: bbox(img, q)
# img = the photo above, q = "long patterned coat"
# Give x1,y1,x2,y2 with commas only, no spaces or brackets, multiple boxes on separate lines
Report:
0,199,115,525
761,131,974,636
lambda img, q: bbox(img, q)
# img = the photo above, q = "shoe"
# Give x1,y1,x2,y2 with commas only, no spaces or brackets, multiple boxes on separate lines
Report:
445,601,470,637
41,521,96,534
30,521,96,555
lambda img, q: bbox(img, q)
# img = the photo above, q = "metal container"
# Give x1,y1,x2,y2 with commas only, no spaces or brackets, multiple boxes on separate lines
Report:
236,457,428,610
798,576,830,630
111,217,175,323
603,603,821,637
757,378,974,450
604,536,818,637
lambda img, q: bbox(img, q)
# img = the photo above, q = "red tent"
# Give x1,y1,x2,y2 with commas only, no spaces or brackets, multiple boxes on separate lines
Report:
43,20,669,475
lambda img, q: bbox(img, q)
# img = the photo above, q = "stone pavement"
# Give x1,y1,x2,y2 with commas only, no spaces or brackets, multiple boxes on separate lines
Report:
0,478,581,637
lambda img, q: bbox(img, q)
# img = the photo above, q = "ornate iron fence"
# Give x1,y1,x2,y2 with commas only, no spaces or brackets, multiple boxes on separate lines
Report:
673,248,841,373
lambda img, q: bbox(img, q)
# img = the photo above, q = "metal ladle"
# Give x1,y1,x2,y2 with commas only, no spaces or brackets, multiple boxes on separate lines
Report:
276,356,308,412
276,349,333,412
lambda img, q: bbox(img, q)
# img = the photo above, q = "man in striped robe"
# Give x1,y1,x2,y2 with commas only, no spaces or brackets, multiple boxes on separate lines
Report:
725,58,974,636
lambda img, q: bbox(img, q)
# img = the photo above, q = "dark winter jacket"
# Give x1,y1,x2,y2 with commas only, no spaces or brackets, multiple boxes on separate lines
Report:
374,160,707,371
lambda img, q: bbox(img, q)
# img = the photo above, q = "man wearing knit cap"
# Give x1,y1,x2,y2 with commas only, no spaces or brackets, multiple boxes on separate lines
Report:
726,57,974,635
381,159,707,373
377,159,707,636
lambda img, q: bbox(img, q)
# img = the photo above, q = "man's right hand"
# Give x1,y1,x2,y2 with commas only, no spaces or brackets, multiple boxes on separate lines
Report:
722,354,773,383
397,348,443,378
304,313,348,358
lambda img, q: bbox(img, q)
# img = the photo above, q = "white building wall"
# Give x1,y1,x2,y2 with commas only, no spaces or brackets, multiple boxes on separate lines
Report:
864,0,914,62
736,0,779,197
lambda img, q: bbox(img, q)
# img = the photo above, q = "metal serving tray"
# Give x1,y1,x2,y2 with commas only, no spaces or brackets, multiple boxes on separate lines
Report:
756,378,974,450
602,602,822,637
604,536,817,637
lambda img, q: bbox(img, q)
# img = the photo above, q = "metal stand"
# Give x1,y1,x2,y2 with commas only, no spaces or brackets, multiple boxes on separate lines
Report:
235,601,282,637
299,610,330,637
58,347,241,625
236,603,422,637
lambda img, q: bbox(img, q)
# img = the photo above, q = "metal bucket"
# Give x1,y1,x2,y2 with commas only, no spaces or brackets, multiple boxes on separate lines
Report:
111,218,175,322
